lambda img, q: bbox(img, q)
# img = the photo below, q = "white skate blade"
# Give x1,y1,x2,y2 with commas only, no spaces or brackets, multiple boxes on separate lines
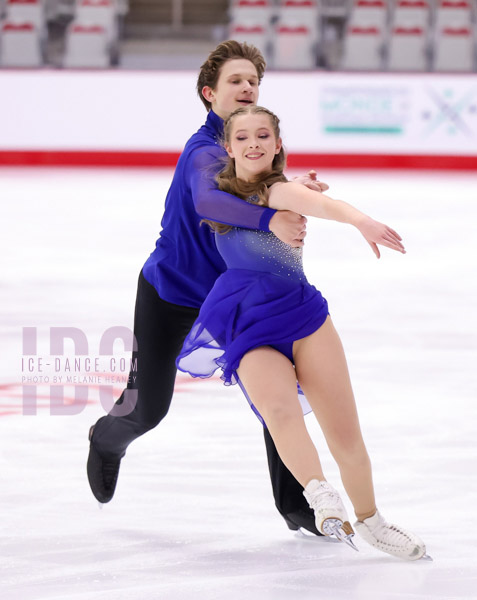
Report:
420,553,433,561
332,525,359,552
97,501,103,510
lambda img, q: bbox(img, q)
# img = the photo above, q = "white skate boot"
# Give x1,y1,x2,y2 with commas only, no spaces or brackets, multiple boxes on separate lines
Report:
354,510,429,560
303,479,358,551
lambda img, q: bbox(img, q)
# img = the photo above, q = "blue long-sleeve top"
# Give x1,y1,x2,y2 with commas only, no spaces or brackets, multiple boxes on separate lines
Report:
142,110,277,308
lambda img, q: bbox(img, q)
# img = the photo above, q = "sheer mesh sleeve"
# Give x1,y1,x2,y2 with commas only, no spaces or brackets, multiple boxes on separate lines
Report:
189,145,276,232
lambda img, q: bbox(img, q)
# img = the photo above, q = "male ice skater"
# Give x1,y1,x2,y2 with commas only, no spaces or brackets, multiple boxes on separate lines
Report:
87,40,327,535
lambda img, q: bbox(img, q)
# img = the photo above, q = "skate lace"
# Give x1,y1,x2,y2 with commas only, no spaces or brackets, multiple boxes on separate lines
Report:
308,484,342,513
102,460,120,490
373,520,414,548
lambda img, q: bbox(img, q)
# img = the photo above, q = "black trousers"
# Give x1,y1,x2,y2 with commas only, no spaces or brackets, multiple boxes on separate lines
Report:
93,270,312,521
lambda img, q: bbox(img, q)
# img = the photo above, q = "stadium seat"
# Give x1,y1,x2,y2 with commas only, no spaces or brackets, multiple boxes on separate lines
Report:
229,0,274,28
392,0,430,27
5,0,45,29
277,0,320,35
341,25,384,69
63,22,110,67
435,1,473,28
229,23,270,57
349,0,389,28
273,24,316,69
433,25,475,71
0,21,42,66
75,0,118,42
387,25,428,70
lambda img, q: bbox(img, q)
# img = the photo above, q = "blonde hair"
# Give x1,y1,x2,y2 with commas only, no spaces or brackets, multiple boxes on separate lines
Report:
197,40,266,112
203,105,287,234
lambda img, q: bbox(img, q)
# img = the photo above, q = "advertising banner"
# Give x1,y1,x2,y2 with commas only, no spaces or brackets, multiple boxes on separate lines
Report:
1,71,476,167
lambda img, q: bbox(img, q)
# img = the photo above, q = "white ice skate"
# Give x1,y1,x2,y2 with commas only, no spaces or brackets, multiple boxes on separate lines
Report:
303,479,358,551
354,510,431,561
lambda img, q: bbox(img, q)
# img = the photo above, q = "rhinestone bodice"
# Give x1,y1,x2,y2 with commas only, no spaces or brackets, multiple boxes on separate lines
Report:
215,194,306,284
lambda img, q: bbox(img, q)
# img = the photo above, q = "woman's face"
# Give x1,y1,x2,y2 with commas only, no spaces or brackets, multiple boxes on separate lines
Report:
225,112,282,181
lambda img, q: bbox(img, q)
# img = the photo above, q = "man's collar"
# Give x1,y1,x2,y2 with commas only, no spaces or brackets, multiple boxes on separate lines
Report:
208,110,224,133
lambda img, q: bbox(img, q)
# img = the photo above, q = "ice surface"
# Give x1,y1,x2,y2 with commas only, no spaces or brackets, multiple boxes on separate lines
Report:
1,167,476,599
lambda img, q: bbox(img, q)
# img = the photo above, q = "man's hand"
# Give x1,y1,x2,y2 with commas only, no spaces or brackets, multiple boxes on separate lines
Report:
292,170,329,193
269,211,307,247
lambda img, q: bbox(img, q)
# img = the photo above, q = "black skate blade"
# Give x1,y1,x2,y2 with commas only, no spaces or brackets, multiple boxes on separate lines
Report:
294,528,341,542
295,527,318,538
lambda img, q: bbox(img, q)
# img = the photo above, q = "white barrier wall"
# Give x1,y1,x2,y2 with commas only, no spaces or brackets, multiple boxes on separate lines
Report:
1,70,476,161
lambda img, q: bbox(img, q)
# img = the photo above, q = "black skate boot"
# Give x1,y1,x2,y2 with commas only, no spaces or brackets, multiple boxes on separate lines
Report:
284,509,321,536
87,418,122,503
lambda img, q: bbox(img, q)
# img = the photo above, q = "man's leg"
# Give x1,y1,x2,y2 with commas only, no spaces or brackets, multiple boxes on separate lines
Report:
263,427,321,536
87,270,199,501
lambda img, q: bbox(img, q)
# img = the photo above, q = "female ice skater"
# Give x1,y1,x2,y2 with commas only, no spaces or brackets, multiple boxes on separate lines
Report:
176,105,429,561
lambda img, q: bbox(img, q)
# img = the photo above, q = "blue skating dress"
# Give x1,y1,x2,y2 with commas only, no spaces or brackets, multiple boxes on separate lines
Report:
176,197,329,422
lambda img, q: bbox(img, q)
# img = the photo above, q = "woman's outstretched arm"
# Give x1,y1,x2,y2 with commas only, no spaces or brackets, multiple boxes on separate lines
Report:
269,182,405,258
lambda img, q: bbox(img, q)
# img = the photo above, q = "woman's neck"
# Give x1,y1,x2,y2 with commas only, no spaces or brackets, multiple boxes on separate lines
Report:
234,167,255,183
235,167,269,185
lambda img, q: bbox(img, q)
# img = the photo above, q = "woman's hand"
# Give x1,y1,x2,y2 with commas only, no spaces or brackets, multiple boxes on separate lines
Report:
356,216,405,259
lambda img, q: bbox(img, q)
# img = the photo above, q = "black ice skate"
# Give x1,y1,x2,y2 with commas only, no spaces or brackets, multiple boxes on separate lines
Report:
284,509,321,536
87,418,121,504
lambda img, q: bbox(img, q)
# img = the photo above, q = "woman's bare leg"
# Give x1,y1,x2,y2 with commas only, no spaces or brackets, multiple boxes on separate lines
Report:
293,316,376,521
237,346,324,488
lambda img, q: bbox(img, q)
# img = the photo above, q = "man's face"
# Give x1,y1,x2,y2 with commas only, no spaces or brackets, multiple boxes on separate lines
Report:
203,59,259,119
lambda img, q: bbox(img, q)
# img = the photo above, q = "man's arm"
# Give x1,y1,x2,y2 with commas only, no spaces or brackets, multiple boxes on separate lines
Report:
189,146,306,247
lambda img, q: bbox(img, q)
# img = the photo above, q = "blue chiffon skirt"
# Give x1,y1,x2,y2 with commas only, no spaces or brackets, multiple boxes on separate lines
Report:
176,268,329,421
